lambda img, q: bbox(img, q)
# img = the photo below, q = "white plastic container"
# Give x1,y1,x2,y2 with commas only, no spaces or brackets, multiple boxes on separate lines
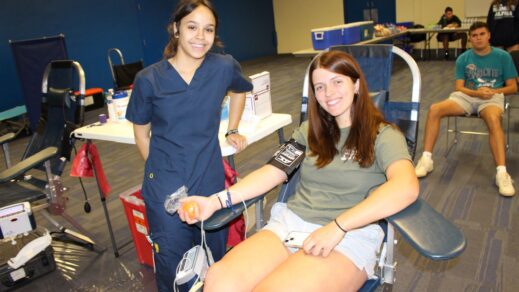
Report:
112,90,130,122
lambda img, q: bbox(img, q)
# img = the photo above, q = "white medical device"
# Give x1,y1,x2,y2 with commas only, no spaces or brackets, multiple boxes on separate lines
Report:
0,202,36,239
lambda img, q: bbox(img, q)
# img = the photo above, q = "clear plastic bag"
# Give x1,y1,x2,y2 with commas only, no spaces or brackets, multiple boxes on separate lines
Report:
164,185,188,215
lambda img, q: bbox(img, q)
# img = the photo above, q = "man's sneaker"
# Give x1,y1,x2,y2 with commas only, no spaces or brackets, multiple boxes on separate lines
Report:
496,172,515,197
415,156,434,178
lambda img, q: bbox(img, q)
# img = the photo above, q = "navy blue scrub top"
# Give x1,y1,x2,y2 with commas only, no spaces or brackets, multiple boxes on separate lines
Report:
126,53,253,200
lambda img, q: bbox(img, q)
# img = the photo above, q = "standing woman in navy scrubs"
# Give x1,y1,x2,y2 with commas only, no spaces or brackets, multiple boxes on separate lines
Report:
125,0,253,291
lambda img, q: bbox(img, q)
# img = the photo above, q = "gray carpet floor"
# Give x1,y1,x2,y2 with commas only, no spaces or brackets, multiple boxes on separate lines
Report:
1,51,518,291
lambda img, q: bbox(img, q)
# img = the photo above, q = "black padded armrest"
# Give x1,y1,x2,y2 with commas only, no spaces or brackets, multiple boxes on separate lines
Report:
200,196,264,231
0,133,16,145
0,147,58,183
387,198,466,260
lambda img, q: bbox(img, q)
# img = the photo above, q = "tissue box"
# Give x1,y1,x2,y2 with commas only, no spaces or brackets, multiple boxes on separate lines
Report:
243,71,272,120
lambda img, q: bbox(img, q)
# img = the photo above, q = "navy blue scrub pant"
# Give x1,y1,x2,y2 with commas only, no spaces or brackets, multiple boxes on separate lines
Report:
145,196,228,292
142,165,228,292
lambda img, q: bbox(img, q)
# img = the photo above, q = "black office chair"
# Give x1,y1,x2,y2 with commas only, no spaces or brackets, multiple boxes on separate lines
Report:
0,60,100,248
107,48,144,91
408,24,427,60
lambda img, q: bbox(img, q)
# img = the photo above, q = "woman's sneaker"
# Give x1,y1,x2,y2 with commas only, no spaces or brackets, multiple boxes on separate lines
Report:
415,156,434,178
496,172,515,197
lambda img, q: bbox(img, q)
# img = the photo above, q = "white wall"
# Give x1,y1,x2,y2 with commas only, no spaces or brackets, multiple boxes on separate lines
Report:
396,0,467,26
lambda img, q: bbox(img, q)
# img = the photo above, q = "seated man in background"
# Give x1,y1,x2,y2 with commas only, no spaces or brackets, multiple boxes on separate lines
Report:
415,21,518,197
437,6,467,59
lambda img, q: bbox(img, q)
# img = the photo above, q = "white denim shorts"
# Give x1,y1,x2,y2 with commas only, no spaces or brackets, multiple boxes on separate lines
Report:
263,203,384,279
448,91,504,116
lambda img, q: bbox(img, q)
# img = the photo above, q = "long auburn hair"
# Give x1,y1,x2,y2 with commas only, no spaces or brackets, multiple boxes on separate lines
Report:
163,0,223,59
307,50,388,168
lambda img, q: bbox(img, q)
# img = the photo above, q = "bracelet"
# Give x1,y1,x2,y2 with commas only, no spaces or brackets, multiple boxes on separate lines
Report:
213,194,224,209
334,218,347,233
225,129,239,138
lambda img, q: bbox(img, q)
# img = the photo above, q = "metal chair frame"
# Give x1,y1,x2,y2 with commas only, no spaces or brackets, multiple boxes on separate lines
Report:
445,97,510,156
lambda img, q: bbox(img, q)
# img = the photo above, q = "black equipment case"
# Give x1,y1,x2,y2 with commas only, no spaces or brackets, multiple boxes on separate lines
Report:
0,232,56,291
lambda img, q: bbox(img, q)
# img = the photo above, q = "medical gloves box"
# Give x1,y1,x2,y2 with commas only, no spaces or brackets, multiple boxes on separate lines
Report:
242,71,272,121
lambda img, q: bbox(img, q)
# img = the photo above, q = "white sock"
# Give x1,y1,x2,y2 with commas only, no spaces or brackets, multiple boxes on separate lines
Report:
423,151,432,160
496,166,507,174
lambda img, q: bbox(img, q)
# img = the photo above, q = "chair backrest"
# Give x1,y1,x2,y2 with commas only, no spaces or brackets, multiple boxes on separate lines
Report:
22,60,85,175
409,24,426,43
332,45,394,93
300,45,421,159
9,35,68,130
107,48,143,90
113,61,144,90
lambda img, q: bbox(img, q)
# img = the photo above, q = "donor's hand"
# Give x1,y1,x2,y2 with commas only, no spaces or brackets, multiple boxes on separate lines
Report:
477,87,495,99
178,195,220,224
226,133,248,153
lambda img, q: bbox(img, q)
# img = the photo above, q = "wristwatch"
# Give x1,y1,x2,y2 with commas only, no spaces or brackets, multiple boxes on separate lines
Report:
225,129,239,138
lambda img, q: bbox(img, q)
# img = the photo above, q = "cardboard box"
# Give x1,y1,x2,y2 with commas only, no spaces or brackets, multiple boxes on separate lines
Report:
243,71,272,120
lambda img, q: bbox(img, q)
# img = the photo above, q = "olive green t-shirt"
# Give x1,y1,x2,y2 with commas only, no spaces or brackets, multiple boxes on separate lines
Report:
287,121,411,225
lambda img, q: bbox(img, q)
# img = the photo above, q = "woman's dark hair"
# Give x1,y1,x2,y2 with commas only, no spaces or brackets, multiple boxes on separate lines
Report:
163,0,223,59
307,50,388,168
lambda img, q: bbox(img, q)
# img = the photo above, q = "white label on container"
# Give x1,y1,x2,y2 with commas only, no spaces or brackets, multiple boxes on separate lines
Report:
132,209,144,220
135,223,148,235
84,95,94,106
113,97,130,121
10,268,26,281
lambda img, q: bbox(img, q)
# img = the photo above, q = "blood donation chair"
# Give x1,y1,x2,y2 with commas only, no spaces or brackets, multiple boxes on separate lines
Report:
202,45,466,291
0,60,100,251
107,48,144,91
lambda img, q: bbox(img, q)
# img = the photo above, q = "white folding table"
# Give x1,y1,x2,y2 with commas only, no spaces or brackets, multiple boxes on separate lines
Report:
72,113,292,256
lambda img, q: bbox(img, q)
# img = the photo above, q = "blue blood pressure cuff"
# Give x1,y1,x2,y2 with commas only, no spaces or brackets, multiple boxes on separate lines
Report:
267,139,306,177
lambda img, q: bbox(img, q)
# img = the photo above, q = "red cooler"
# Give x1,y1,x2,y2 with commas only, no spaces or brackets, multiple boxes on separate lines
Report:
119,186,154,267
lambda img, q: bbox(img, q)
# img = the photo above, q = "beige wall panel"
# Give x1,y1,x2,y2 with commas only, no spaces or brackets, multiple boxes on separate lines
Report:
273,0,470,53
396,0,466,26
273,0,343,53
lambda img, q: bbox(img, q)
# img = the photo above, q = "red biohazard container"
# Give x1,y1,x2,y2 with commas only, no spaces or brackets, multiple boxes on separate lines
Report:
119,186,154,267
